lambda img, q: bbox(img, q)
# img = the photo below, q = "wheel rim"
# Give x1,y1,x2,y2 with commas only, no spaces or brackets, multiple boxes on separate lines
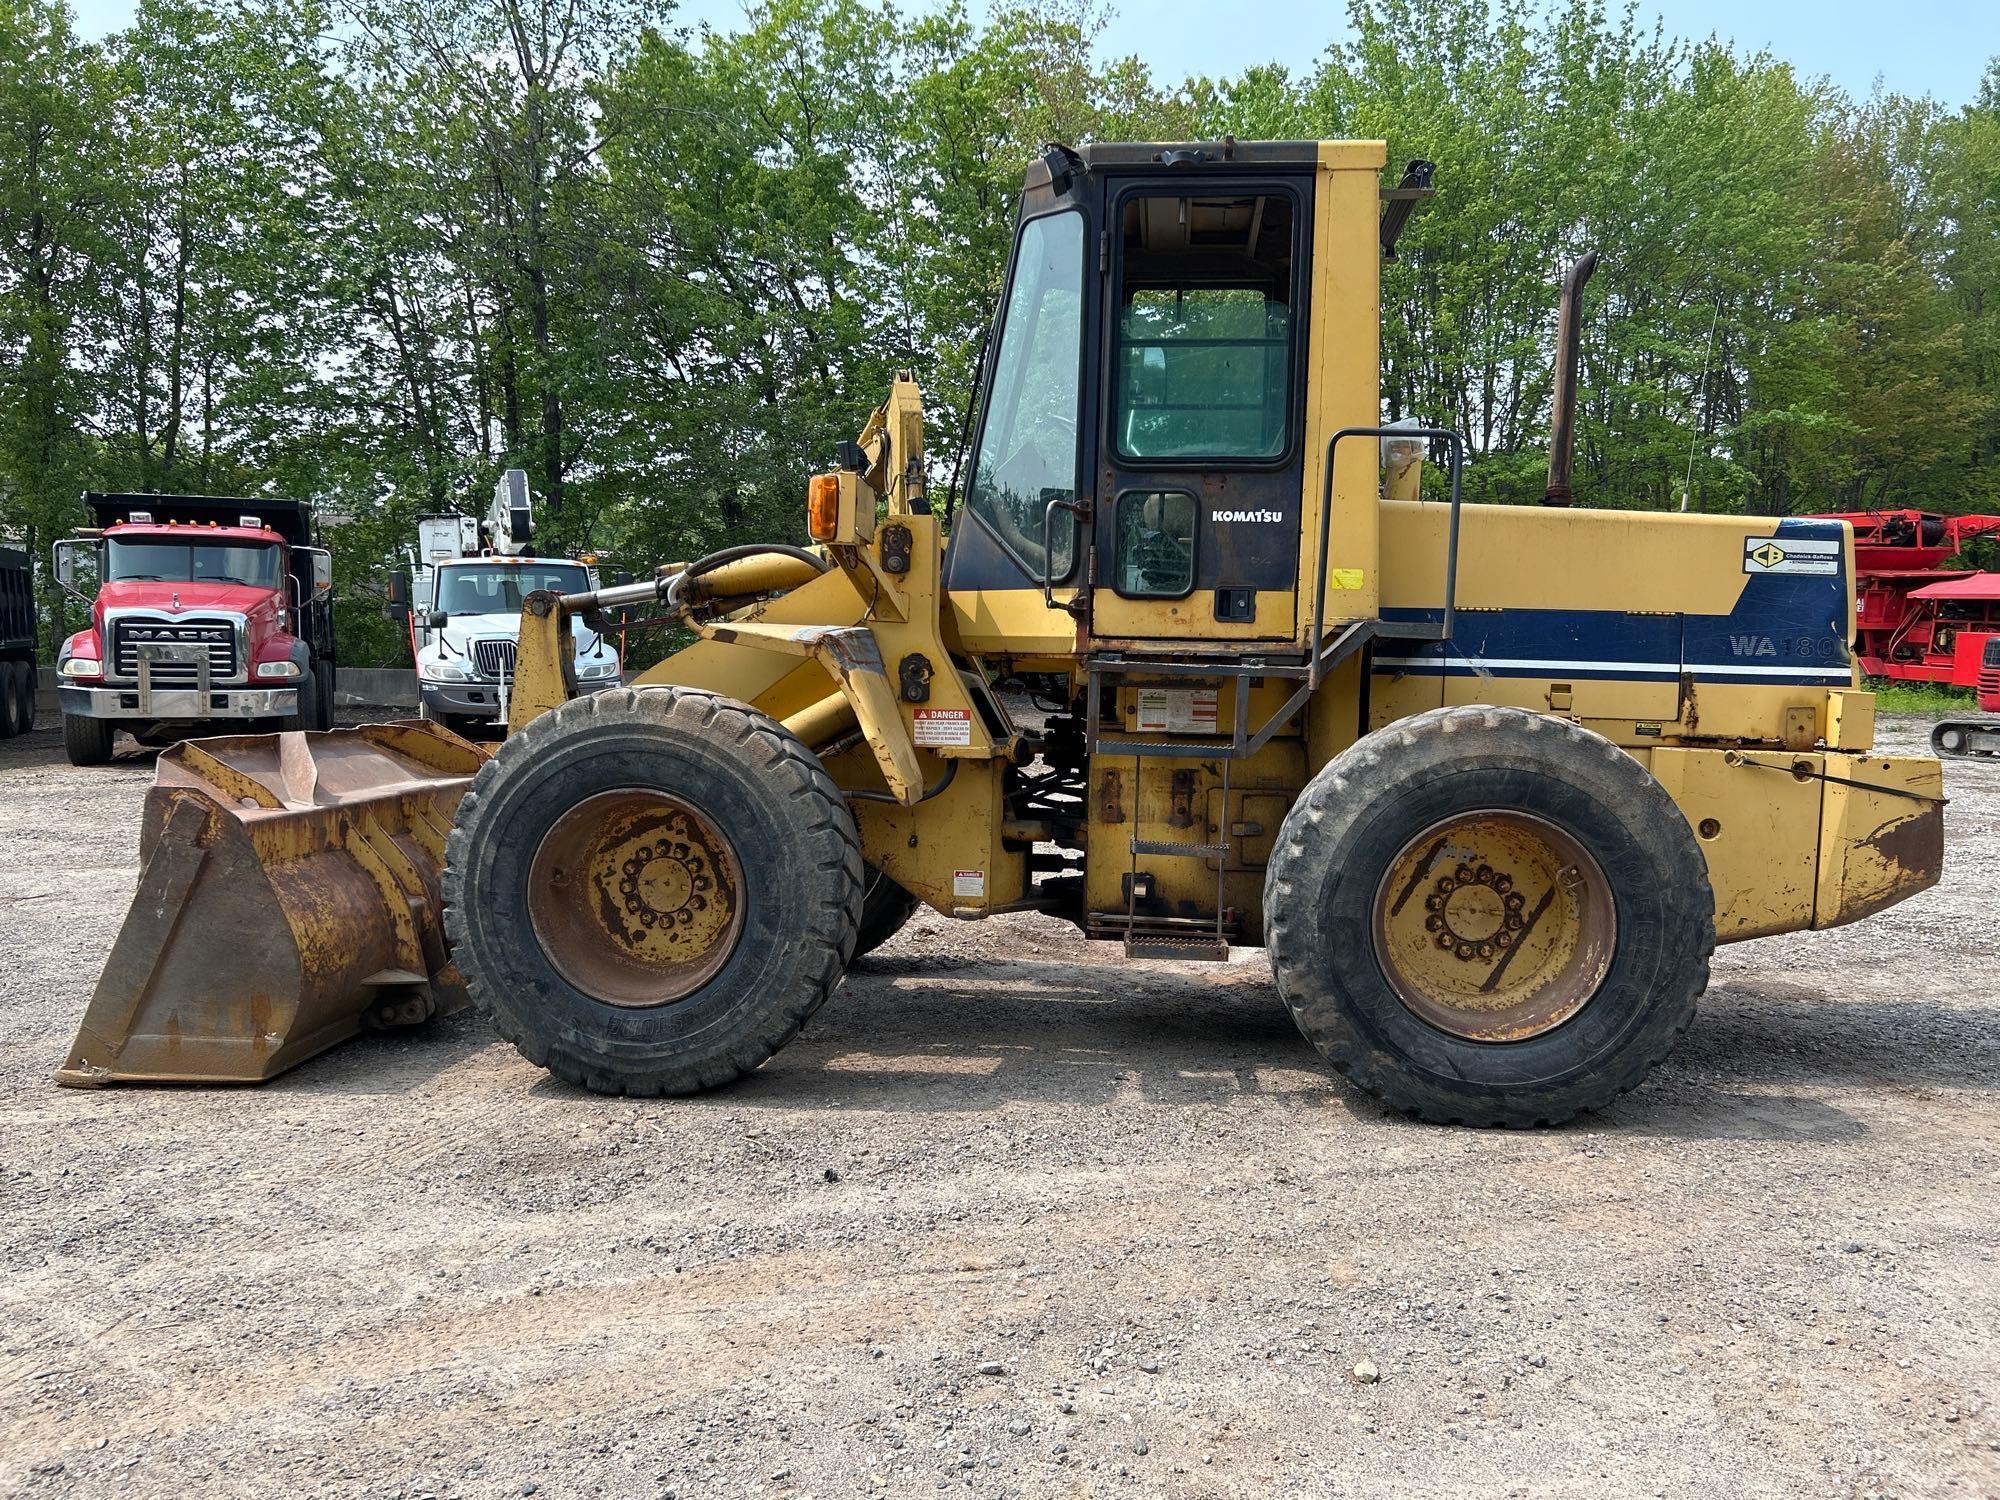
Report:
1370,809,1616,1042
527,788,746,1007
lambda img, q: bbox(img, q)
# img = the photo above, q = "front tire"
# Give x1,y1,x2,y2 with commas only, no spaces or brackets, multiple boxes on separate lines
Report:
1264,705,1713,1126
443,686,864,1094
63,712,116,766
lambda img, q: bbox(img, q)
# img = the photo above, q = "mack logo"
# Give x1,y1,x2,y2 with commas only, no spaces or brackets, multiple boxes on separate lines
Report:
125,625,226,642
1213,508,1284,524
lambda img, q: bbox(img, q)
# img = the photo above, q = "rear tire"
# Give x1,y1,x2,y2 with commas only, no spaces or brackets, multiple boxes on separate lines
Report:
443,686,863,1094
18,662,35,733
1264,705,1713,1126
63,712,116,766
0,665,20,738
853,865,921,957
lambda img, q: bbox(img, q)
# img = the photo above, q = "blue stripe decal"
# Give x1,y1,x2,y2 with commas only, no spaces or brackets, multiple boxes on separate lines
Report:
1376,517,1852,687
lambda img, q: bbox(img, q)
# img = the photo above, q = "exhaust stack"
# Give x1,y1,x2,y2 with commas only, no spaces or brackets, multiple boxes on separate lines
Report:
1543,250,1599,507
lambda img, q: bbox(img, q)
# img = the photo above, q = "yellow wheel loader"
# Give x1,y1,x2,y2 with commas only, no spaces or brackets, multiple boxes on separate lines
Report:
61,141,1946,1125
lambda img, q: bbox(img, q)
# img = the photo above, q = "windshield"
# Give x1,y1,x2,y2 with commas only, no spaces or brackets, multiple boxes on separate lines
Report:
963,210,1085,580
106,538,281,588
1986,637,2000,669
437,563,588,615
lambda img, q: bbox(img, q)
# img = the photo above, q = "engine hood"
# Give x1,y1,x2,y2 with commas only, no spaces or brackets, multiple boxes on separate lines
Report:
432,612,595,643
97,579,278,617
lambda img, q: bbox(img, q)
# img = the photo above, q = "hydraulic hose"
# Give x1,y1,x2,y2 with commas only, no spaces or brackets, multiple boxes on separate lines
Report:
665,543,829,610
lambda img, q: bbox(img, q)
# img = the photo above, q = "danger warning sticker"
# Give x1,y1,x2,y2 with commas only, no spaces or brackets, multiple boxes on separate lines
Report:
952,869,985,898
1134,688,1219,735
913,707,972,746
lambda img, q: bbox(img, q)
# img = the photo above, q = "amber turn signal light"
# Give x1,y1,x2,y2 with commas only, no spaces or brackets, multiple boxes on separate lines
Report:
807,473,839,542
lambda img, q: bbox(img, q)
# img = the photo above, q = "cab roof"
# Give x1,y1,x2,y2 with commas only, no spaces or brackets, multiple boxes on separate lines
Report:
84,491,315,547
102,520,282,545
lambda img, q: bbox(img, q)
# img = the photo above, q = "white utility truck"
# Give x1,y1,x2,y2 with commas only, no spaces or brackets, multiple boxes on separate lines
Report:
393,470,621,735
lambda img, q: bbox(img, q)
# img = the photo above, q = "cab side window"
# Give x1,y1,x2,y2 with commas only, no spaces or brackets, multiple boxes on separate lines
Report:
1112,191,1297,463
963,211,1086,578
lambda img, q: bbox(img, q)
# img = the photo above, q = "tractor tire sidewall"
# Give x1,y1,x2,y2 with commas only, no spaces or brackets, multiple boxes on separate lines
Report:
62,712,114,765
279,669,317,733
853,864,921,958
444,687,863,1093
1265,706,1713,1125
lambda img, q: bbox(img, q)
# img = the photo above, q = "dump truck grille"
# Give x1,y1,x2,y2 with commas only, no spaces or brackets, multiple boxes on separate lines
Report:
113,618,237,684
472,638,517,680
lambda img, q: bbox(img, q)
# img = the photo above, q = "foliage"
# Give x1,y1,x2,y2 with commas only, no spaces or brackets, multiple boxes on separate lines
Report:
1867,677,1977,717
0,0,1995,663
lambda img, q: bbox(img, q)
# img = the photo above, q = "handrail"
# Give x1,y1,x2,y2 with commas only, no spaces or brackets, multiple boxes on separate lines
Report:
1311,425,1465,688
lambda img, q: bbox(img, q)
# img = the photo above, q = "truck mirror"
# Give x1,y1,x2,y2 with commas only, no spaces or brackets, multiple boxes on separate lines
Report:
51,538,96,603
383,570,410,621
426,609,448,631
612,570,634,586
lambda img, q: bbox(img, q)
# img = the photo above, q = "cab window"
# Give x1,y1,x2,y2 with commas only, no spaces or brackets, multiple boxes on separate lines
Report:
963,211,1085,578
1112,191,1296,462
105,539,281,588
437,563,588,615
1115,491,1196,597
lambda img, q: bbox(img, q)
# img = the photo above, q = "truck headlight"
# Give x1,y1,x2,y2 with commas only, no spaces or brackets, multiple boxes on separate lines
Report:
58,655,102,680
255,660,302,679
578,657,619,680
421,658,472,682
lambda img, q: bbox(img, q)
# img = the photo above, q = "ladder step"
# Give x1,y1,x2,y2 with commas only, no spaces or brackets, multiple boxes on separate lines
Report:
1130,838,1229,858
1094,736,1241,759
1123,933,1232,962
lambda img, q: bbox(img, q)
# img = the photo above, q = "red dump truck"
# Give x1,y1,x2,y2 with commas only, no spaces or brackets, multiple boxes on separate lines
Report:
52,493,335,765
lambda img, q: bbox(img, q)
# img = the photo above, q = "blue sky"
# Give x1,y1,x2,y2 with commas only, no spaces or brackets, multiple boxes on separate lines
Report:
65,0,2000,108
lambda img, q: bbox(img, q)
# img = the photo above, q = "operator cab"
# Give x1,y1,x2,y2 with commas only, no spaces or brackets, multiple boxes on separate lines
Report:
944,140,1402,656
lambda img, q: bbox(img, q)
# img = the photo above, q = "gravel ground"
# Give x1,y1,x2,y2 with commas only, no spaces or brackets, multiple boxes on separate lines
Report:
0,710,1995,1500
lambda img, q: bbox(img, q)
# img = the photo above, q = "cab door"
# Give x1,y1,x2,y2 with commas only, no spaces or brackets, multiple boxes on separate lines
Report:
943,149,1096,660
1089,174,1311,644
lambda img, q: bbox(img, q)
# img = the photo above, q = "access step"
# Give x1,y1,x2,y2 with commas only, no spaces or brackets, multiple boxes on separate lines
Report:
1130,837,1229,858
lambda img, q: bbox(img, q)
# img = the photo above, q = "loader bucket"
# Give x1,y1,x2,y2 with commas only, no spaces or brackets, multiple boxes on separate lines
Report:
56,722,490,1087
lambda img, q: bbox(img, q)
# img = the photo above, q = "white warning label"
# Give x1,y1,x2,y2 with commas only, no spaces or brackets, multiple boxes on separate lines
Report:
913,707,973,746
1743,536,1840,576
1134,688,1219,735
952,869,985,898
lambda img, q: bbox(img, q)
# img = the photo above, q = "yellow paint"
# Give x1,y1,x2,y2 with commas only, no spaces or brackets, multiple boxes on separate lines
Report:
1294,140,1388,639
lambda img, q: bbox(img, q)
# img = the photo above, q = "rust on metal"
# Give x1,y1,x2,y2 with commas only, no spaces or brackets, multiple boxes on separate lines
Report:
55,721,489,1088
1097,768,1126,824
1371,809,1615,1042
527,788,745,1007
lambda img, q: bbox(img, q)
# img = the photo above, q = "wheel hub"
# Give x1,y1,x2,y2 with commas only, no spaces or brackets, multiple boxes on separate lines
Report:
528,788,745,1007
1371,811,1615,1041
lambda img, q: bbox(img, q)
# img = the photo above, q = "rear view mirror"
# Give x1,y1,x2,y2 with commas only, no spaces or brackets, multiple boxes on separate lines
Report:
305,548,333,599
383,570,411,622
425,609,448,631
52,539,96,603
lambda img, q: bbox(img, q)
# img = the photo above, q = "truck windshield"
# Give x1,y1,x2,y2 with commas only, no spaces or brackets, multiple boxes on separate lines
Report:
106,538,280,588
437,563,588,615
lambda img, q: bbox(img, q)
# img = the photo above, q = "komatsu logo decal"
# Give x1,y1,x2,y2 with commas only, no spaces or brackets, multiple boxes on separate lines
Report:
1213,508,1284,524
